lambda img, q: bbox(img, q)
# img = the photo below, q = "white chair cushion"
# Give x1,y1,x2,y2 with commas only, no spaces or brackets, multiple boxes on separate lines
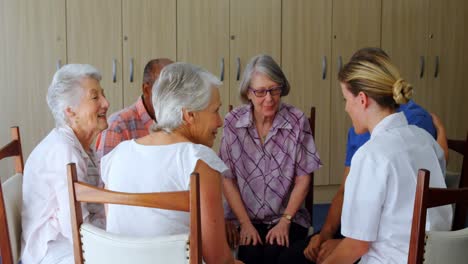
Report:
80,223,190,264
423,227,468,264
2,173,23,263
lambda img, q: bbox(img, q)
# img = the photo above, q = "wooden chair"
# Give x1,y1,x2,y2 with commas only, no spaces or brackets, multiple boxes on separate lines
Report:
305,106,316,226
0,126,24,264
67,163,202,264
448,132,468,230
408,169,468,264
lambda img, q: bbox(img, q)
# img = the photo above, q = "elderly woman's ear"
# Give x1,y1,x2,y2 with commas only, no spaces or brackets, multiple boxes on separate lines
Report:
65,107,76,122
182,108,196,125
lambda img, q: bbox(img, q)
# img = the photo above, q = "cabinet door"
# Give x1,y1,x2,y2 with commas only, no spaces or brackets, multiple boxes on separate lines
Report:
123,0,177,107
67,0,123,114
0,0,66,181
428,0,468,171
382,0,430,105
229,0,282,107
330,0,382,184
282,0,332,185
177,0,230,151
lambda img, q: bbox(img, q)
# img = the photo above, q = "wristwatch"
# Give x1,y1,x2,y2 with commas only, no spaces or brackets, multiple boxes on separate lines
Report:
282,213,293,222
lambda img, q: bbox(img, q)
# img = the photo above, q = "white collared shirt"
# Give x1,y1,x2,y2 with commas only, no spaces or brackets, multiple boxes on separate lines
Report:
341,112,452,264
21,126,105,264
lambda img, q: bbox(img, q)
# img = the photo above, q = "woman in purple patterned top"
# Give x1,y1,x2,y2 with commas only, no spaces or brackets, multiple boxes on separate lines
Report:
219,54,322,264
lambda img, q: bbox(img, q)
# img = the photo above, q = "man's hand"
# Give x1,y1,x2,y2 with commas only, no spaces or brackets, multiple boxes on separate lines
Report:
303,234,324,262
265,218,291,247
225,220,239,249
317,239,342,263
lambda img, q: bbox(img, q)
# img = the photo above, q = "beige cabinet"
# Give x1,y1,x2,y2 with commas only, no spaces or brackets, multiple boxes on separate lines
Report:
177,0,281,150
178,0,281,108
283,0,382,186
67,0,123,114
122,0,177,107
229,0,282,107
382,0,468,171
282,0,332,186
177,0,230,115
0,0,66,181
67,0,176,114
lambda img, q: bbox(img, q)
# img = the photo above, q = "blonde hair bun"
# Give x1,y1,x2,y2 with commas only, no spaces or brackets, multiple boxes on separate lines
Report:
392,78,413,104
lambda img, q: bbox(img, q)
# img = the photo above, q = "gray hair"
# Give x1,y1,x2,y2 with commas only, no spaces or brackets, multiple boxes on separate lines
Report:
151,62,221,133
239,54,290,104
46,64,102,127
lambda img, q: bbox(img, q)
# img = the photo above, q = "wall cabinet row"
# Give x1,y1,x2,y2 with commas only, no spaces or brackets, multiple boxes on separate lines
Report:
1,0,466,189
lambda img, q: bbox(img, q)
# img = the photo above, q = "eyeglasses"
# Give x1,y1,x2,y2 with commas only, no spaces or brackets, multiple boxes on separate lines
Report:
248,86,282,97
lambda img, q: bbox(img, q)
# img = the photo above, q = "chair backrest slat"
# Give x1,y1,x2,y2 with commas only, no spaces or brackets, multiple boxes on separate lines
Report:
74,182,190,211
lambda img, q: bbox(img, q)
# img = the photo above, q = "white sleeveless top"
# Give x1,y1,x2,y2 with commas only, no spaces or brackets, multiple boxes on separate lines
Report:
101,140,228,236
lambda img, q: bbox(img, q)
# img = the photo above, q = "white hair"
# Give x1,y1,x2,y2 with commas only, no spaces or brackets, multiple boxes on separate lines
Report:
151,62,221,133
46,64,102,127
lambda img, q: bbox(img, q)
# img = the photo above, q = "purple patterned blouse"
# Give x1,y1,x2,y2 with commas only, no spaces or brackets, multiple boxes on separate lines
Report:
219,103,321,228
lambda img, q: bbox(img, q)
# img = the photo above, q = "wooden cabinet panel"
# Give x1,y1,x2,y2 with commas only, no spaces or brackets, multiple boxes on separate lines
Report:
229,0,282,107
67,0,123,114
0,0,66,181
123,0,177,107
428,0,468,137
177,0,230,112
382,0,429,106
177,0,230,152
330,0,382,184
428,0,468,172
282,0,332,185
382,0,468,173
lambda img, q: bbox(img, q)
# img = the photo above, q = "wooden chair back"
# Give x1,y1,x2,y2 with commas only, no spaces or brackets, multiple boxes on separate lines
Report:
305,106,316,225
448,131,468,230
67,163,202,264
0,126,24,264
408,169,468,264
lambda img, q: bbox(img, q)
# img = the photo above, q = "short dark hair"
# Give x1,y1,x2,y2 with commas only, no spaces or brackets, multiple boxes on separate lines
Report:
142,58,173,85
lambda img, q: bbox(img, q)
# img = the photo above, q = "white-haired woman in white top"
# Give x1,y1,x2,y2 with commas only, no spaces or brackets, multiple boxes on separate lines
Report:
101,62,243,264
21,64,109,264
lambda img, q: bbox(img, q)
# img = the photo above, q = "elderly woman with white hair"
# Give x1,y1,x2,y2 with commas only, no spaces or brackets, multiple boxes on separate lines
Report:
101,62,242,264
21,64,109,264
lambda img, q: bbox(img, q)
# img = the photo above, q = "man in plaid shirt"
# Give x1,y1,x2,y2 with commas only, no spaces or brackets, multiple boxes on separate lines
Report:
96,58,173,159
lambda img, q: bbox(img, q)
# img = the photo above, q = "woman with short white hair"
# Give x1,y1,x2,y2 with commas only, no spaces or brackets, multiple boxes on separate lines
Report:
21,64,109,264
101,62,242,264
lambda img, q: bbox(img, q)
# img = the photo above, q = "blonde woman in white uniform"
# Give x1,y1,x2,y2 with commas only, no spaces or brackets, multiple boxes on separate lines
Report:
322,53,452,264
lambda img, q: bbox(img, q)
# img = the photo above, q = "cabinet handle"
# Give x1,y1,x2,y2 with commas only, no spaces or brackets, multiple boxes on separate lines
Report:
220,57,225,81
130,58,134,83
322,56,327,80
236,57,241,81
434,56,439,78
56,59,62,71
112,58,117,83
419,56,425,79
337,56,343,72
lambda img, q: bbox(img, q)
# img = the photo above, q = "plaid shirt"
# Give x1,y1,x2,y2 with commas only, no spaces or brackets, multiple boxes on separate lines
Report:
219,103,321,228
96,96,154,159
